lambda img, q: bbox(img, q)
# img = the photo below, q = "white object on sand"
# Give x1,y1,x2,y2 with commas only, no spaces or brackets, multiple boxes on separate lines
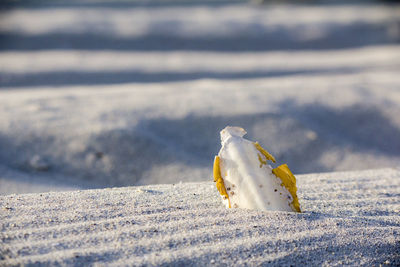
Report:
213,126,301,212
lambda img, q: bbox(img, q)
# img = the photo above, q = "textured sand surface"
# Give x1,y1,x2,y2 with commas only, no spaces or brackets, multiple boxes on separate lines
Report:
1,3,399,264
1,168,399,266
1,2,400,195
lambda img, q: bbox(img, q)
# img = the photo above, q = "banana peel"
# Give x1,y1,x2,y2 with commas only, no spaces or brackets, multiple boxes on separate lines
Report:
213,126,301,212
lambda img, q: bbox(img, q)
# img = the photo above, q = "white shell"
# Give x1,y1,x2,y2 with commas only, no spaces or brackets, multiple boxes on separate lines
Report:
218,126,293,212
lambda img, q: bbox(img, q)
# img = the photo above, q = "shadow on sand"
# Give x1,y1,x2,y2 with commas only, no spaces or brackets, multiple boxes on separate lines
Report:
0,21,393,52
1,102,399,187
0,66,389,88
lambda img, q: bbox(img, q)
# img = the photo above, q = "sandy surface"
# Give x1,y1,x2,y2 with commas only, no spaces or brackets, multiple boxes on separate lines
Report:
1,47,400,194
1,2,399,265
0,2,400,195
1,168,399,266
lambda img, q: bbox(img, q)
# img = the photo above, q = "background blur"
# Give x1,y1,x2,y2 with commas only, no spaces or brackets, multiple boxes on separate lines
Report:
0,0,399,194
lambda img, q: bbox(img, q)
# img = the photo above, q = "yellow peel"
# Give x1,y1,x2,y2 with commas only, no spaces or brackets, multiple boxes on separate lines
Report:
254,142,276,163
213,156,231,208
257,153,267,168
272,164,301,212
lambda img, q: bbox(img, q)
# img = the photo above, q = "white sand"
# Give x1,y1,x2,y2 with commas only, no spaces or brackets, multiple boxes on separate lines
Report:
1,2,400,194
1,2,399,265
1,2,400,195
1,168,399,266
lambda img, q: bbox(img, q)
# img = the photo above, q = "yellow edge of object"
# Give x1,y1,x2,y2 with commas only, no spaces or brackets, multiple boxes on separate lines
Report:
257,154,267,168
213,156,231,208
254,142,276,163
272,164,301,213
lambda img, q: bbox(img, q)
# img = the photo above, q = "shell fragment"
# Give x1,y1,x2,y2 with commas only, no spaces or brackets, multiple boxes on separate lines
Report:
213,126,301,212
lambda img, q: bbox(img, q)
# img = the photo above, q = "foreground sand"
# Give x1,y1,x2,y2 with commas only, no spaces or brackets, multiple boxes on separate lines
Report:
1,168,399,266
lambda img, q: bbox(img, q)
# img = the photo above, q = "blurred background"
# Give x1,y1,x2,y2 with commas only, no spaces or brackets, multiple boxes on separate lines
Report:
0,0,399,194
